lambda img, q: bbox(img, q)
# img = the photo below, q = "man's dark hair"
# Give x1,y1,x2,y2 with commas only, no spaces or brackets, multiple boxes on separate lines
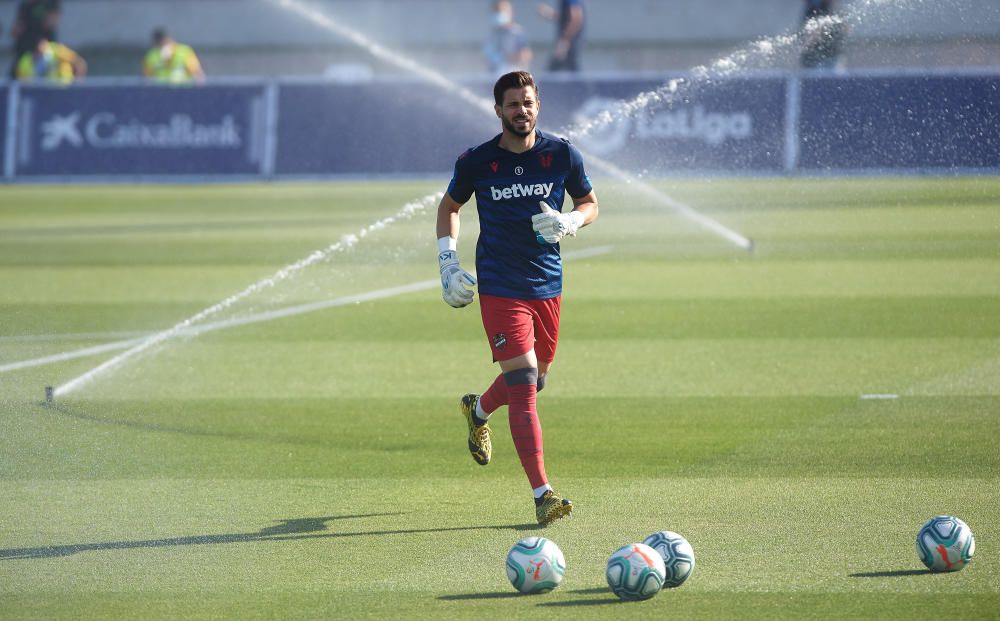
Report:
152,28,168,45
493,70,537,106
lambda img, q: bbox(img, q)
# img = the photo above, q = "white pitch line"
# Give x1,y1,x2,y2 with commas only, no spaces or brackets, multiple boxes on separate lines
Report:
0,281,440,374
0,339,144,374
859,394,899,400
0,330,150,343
0,245,613,375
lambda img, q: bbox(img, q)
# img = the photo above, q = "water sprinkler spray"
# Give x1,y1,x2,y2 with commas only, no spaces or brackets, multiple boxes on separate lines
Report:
51,193,443,398
269,0,753,252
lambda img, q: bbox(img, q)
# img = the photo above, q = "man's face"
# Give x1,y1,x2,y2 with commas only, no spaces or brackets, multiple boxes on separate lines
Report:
496,86,539,138
495,1,513,25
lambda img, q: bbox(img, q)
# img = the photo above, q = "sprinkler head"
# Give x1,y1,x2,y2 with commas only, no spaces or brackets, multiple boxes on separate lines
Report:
45,386,54,405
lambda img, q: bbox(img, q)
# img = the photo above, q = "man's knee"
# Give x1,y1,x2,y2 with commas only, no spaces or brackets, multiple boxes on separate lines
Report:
503,367,539,386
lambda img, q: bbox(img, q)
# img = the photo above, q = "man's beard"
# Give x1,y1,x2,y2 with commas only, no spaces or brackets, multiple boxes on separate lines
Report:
502,115,535,137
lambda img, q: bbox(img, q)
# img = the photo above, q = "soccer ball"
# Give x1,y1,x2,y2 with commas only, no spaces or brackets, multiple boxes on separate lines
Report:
916,515,975,572
642,530,695,587
506,537,566,594
605,543,666,601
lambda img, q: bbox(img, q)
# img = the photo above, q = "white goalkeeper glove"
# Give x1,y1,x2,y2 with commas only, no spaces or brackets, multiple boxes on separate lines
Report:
438,248,477,308
531,201,585,245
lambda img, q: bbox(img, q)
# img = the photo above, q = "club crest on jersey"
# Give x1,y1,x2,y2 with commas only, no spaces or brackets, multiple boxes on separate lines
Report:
489,182,554,200
539,153,553,168
489,161,499,173
514,165,524,175
493,333,508,350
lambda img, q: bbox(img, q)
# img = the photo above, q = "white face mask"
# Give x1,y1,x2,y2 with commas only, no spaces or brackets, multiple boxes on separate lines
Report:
495,11,511,26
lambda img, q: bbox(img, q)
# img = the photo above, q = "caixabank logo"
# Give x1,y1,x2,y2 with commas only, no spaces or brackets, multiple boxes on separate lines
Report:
39,112,242,151
572,97,754,156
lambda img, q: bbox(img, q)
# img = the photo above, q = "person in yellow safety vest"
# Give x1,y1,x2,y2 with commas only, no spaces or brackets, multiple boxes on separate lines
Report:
143,28,205,84
15,35,86,83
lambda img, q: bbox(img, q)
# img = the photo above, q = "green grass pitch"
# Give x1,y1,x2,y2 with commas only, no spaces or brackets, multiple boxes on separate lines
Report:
0,177,998,619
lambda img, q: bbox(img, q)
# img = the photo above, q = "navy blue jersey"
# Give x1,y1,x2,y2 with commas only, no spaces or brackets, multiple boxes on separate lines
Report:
447,130,592,300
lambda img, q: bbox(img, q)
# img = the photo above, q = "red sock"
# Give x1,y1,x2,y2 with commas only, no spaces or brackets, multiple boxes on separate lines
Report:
505,368,548,490
478,373,509,414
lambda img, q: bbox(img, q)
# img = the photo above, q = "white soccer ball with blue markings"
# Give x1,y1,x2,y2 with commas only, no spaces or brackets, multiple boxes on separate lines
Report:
505,537,566,594
916,515,975,572
605,542,666,601
642,530,695,587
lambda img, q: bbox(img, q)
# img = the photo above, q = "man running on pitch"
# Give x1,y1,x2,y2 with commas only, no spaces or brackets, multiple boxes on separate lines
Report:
436,70,599,526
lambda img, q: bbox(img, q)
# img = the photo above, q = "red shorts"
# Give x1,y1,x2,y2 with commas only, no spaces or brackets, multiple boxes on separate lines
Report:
479,294,562,363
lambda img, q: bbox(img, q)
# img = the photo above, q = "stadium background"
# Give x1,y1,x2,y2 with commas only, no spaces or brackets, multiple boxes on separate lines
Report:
2,0,999,75
1,0,999,181
1,2,998,618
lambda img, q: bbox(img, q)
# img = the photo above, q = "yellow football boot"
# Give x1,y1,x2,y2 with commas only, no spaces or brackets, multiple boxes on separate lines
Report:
536,490,573,526
461,394,491,466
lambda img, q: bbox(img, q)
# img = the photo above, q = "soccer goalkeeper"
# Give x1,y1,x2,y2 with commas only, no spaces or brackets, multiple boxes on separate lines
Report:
435,71,599,526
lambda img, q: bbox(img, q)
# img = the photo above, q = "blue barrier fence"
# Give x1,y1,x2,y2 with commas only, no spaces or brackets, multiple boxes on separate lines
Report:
2,71,997,181
798,75,1000,171
1,85,9,179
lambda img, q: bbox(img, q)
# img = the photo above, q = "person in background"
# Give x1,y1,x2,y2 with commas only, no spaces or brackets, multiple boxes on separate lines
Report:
537,0,584,72
15,34,85,83
801,0,847,71
484,0,532,78
143,28,205,84
8,0,61,79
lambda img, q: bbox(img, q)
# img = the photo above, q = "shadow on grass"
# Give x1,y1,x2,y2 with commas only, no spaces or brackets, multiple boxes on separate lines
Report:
849,569,934,578
510,523,545,532
438,592,523,601
537,598,622,607
439,589,621,606
0,515,536,560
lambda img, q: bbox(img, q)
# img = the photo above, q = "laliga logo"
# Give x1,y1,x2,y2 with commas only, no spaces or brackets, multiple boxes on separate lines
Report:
40,112,242,151
573,97,753,155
